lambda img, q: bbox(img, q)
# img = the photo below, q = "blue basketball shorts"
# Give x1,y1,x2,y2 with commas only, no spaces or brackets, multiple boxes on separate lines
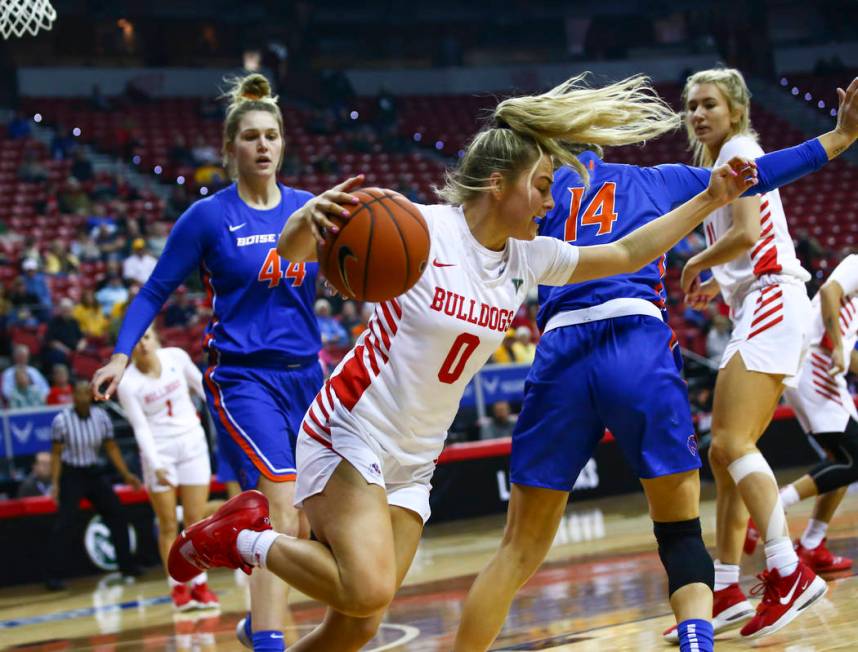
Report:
510,315,700,491
204,354,324,491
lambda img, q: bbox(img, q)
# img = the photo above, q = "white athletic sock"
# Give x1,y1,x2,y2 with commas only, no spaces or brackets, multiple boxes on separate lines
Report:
800,519,828,550
779,485,800,510
236,529,281,569
765,536,798,577
714,560,740,591
190,571,208,586
167,576,182,588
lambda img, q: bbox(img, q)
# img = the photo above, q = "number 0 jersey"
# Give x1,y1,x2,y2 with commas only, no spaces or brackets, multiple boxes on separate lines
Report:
302,204,579,467
115,183,321,361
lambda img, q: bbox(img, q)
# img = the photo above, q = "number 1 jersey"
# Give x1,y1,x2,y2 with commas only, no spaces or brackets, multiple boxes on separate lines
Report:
302,204,579,468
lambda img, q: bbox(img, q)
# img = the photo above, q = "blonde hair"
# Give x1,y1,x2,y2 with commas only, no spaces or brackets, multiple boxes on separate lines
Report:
221,73,285,179
682,67,757,167
438,73,680,204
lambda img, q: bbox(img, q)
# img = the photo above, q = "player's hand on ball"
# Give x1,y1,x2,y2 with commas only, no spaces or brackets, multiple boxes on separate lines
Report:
300,174,364,243
706,156,758,205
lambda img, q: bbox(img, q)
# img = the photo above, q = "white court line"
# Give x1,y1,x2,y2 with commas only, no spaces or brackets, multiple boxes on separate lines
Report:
366,624,422,651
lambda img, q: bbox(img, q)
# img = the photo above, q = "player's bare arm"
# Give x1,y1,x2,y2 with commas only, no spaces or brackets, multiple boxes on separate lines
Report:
568,157,757,285
817,77,858,160
821,279,847,375
277,174,364,262
679,195,761,293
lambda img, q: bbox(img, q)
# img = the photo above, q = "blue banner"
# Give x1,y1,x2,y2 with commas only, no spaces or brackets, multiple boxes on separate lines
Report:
2,407,63,457
460,363,530,409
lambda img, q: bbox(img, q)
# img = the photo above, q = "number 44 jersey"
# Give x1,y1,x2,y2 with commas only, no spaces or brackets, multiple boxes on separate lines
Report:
302,203,579,468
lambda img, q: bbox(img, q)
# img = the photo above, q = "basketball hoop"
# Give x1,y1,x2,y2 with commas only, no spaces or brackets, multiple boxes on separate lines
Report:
0,0,56,39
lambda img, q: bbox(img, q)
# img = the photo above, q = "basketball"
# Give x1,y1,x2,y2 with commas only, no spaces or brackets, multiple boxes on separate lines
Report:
318,187,430,301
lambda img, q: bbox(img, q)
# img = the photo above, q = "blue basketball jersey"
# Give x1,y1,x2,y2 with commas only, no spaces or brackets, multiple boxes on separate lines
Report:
537,139,828,330
115,183,321,361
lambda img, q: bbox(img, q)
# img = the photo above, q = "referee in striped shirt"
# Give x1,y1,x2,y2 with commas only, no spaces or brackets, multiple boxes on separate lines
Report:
46,380,143,590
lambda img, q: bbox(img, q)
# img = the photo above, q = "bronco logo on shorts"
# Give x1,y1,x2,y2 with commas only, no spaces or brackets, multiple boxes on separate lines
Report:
687,434,699,457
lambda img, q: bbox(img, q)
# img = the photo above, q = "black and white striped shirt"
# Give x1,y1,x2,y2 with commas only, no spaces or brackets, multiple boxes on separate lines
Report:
51,406,114,467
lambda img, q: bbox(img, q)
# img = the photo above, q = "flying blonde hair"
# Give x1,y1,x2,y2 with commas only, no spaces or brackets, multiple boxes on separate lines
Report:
438,73,680,204
682,67,758,167
221,73,285,179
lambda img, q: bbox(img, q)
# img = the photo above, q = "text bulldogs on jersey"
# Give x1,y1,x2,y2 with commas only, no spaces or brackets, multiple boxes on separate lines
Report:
143,379,181,404
430,286,515,333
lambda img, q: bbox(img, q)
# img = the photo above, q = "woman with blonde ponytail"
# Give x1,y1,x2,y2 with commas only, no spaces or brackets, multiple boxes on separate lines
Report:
168,73,763,652
677,71,858,640
91,73,366,650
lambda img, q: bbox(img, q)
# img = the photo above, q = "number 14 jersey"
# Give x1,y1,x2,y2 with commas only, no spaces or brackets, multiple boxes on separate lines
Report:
302,204,579,468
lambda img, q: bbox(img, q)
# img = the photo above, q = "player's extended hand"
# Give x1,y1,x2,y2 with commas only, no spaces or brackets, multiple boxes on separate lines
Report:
300,174,364,244
835,77,858,143
684,276,720,310
830,343,847,377
91,353,129,401
705,156,758,205
155,468,175,489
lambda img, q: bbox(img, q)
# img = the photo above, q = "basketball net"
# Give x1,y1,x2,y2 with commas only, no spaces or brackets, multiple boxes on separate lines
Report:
0,0,56,39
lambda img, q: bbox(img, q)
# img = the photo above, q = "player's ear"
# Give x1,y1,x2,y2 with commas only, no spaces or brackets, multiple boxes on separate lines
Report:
488,171,505,199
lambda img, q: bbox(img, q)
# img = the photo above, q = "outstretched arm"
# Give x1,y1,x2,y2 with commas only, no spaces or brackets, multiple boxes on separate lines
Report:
568,158,757,284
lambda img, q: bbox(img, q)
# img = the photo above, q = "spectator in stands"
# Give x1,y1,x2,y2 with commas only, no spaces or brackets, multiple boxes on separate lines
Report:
511,326,536,364
164,186,191,222
21,258,51,321
50,126,76,161
479,401,518,440
193,162,227,188
314,298,348,346
43,240,80,276
58,177,91,214
46,363,74,406
511,301,539,341
17,148,49,183
21,236,41,267
164,287,198,328
70,226,101,263
122,238,157,285
73,289,109,338
0,282,10,332
338,300,362,343
191,135,219,166
70,149,94,183
2,344,49,403
147,222,169,256
491,329,518,364
108,281,140,340
93,222,126,262
7,278,41,327
44,298,85,368
46,380,142,590
16,451,53,498
96,272,129,317
9,368,46,408
6,111,31,140
706,313,732,363
168,134,195,168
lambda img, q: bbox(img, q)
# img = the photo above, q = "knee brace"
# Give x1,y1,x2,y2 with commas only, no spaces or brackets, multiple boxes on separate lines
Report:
653,518,714,597
810,418,858,494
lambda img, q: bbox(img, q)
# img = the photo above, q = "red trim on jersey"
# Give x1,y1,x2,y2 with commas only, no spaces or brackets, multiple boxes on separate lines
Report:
313,393,330,420
759,222,773,239
751,302,784,328
203,365,292,482
812,381,842,404
364,336,381,374
756,289,783,310
811,352,831,367
751,235,774,259
302,421,333,448
373,314,392,349
368,329,389,362
751,196,781,276
761,199,769,211
812,369,839,389
308,408,331,435
390,298,403,319
748,315,783,340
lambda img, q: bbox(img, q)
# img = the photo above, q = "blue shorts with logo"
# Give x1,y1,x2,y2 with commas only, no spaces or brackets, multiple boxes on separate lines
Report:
204,352,324,491
510,315,700,491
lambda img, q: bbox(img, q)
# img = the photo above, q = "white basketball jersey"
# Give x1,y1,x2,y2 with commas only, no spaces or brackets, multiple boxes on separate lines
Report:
703,135,810,306
118,347,204,469
303,204,579,467
808,254,858,365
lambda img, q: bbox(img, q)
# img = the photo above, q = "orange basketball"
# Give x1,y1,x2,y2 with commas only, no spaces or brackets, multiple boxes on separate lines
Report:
318,188,430,301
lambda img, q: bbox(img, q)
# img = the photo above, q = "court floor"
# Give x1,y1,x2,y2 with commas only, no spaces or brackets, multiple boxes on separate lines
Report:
3,473,858,651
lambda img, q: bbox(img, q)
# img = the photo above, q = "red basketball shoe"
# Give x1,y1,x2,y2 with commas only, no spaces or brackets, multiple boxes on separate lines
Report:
796,538,852,573
740,563,827,638
662,583,754,643
168,490,271,583
171,583,196,611
190,581,220,609
744,518,760,555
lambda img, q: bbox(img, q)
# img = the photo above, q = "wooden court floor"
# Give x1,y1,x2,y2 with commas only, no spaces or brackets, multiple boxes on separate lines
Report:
3,474,858,651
